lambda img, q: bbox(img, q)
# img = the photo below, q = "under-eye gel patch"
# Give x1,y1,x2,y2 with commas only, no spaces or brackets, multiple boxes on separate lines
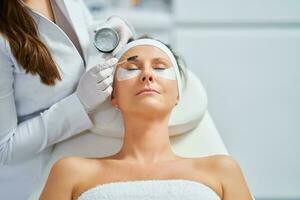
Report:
116,67,176,81
116,67,141,81
153,67,176,80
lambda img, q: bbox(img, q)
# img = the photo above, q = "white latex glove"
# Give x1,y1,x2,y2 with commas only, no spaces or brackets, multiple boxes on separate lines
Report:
104,15,136,56
76,58,118,113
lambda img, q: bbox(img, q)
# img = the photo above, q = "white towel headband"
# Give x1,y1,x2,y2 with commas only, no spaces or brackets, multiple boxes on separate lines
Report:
115,39,182,99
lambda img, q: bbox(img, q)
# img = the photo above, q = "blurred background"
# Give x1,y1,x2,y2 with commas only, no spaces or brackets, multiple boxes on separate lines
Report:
84,0,300,199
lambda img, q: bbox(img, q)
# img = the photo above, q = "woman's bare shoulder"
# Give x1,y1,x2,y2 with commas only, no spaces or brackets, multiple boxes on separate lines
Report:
202,154,243,178
191,154,243,184
40,157,93,199
52,156,109,176
49,157,94,182
192,154,239,169
193,154,253,199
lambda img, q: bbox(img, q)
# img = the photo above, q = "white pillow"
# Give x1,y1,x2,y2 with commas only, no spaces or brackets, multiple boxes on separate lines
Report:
89,69,208,137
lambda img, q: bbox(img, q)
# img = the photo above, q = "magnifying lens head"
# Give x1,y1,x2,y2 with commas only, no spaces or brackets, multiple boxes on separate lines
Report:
94,27,119,53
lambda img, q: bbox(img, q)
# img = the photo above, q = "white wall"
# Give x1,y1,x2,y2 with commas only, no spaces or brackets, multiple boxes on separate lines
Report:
173,0,300,198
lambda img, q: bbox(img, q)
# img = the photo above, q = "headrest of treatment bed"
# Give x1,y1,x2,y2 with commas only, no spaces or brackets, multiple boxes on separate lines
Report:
89,69,208,138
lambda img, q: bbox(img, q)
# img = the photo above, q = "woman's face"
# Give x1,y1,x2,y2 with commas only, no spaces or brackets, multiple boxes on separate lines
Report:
111,45,178,116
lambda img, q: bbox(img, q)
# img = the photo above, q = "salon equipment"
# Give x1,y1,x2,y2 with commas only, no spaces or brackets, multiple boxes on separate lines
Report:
94,27,119,53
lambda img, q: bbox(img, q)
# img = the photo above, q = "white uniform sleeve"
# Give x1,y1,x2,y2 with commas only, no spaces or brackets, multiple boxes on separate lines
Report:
0,39,93,165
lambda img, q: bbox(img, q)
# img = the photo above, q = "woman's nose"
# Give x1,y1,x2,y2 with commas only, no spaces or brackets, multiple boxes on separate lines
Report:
139,69,154,83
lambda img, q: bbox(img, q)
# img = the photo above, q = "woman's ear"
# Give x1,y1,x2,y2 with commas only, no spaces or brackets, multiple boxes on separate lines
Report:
111,93,119,109
175,95,179,106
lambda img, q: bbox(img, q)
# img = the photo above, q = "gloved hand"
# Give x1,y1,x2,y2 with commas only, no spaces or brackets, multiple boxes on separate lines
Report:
76,57,118,113
104,15,136,56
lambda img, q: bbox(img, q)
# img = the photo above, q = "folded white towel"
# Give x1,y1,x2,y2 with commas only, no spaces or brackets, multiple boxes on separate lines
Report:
78,179,221,200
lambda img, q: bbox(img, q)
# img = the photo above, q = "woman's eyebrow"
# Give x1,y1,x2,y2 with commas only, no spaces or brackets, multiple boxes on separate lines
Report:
126,56,141,63
119,56,170,65
127,55,138,61
117,55,140,66
127,60,140,65
152,57,171,65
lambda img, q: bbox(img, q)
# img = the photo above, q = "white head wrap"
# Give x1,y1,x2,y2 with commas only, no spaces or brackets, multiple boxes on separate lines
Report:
114,39,183,99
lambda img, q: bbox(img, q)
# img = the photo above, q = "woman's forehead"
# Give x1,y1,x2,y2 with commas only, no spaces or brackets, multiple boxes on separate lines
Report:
120,45,172,63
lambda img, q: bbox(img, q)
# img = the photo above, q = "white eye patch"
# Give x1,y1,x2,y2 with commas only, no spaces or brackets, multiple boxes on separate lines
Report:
153,67,176,80
116,67,140,81
116,67,176,81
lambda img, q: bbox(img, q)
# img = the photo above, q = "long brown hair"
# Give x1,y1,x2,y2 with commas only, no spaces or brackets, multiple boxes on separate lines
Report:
0,0,61,85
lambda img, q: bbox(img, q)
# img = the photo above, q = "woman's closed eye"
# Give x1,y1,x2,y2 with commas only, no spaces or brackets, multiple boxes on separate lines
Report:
125,64,140,70
124,63,168,71
153,64,168,70
154,67,167,70
127,68,139,71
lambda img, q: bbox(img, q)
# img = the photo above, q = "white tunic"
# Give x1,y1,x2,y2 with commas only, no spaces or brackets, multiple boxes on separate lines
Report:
0,0,99,199
77,179,221,200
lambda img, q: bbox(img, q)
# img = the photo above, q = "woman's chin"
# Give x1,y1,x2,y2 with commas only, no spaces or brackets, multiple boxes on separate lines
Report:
127,100,166,113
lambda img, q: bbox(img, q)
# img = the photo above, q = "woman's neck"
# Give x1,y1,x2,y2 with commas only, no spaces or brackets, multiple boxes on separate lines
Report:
23,0,55,22
115,114,178,164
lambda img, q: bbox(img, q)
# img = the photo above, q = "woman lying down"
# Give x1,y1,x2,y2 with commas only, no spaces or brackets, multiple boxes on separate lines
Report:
40,38,253,200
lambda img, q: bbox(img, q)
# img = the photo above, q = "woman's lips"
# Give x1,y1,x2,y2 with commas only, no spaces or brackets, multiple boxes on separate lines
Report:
136,88,160,95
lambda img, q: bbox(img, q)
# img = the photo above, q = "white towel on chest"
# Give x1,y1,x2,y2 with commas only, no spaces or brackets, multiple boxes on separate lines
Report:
78,179,221,200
